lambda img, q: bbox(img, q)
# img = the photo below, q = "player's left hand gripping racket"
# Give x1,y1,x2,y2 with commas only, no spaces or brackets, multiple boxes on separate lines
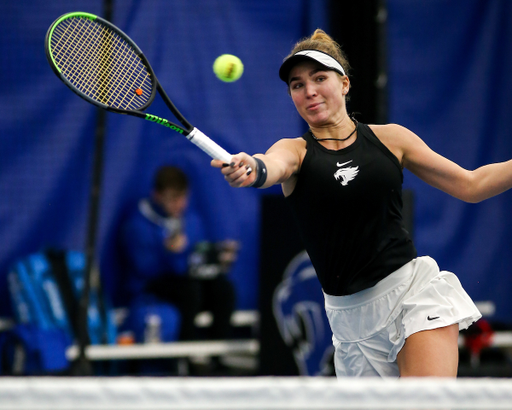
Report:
45,11,232,163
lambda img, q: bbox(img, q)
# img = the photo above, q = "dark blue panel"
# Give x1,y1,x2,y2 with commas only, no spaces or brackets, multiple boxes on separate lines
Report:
388,0,512,324
0,1,104,315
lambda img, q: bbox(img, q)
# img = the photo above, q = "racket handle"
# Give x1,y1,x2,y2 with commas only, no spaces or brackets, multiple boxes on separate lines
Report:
187,128,232,163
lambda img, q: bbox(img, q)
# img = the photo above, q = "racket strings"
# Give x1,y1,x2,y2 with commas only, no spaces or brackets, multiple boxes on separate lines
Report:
50,17,153,110
59,18,152,108
55,18,151,108
53,21,125,101
54,21,146,108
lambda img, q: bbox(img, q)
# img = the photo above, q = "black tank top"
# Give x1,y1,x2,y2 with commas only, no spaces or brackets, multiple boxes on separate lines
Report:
286,122,417,296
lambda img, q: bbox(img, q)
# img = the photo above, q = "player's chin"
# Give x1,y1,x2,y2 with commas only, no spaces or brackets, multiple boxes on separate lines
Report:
306,115,330,127
302,108,330,123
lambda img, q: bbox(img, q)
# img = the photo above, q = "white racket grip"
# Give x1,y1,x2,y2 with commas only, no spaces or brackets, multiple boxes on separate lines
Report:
187,128,232,163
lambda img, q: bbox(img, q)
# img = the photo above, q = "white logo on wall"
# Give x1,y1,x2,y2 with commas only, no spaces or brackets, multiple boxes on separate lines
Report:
334,160,359,186
273,251,334,376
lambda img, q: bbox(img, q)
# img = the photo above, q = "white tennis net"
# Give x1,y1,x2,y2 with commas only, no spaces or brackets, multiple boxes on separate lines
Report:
0,376,511,409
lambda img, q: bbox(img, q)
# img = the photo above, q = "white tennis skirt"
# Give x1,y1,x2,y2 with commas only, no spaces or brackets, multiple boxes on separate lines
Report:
323,256,482,377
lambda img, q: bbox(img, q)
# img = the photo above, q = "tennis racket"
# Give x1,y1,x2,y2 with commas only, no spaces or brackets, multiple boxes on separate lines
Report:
45,11,232,163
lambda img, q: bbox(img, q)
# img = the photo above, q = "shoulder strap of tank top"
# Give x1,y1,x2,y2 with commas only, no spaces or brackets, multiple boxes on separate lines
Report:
300,130,313,142
358,123,403,175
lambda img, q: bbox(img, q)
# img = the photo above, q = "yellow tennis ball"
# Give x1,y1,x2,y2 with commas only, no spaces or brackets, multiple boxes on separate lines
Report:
213,54,244,82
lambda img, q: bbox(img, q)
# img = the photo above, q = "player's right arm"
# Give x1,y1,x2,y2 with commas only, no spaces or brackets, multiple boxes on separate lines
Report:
211,137,305,189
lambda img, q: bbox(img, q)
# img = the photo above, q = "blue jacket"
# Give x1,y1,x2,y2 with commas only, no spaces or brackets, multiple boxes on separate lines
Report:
119,199,206,300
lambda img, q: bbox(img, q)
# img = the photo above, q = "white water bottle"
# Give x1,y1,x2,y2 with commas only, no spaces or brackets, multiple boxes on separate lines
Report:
144,314,162,344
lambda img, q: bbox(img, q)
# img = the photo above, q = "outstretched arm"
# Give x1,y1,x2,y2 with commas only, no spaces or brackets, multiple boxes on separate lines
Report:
211,137,305,189
376,124,512,203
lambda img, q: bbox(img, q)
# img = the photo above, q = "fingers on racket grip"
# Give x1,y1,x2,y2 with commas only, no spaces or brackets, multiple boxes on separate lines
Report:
187,128,232,163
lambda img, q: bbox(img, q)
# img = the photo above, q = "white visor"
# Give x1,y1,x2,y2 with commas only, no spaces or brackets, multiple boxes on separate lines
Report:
279,49,346,83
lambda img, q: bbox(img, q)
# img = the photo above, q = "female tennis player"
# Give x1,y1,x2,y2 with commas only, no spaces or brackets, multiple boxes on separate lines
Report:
212,29,512,377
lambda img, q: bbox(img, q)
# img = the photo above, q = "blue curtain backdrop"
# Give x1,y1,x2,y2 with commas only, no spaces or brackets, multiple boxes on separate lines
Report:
0,0,326,315
1,0,511,326
388,0,512,324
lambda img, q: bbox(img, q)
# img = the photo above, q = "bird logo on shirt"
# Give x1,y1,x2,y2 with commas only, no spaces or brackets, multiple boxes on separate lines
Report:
333,160,359,186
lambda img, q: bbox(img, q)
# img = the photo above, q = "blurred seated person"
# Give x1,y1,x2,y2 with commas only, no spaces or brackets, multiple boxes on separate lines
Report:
119,165,238,341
